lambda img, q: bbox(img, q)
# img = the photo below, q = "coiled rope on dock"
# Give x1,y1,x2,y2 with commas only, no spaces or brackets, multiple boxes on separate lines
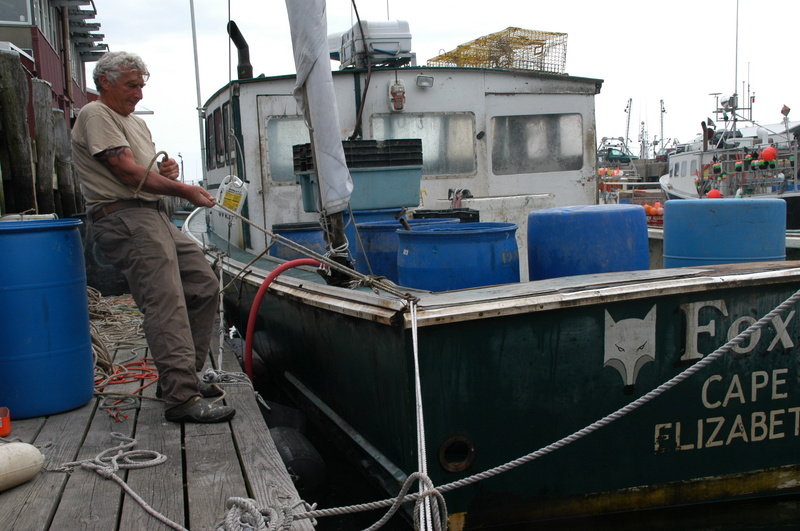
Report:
56,433,186,531
87,287,147,385
87,287,162,421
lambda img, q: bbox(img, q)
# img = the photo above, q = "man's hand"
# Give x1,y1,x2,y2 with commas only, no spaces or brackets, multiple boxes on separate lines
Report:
159,157,180,180
186,185,216,208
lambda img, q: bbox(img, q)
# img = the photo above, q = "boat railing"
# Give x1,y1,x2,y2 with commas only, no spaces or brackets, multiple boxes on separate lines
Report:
695,145,798,195
598,177,662,205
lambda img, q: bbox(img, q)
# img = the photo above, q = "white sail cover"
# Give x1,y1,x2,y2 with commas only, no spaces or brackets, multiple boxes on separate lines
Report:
285,0,353,214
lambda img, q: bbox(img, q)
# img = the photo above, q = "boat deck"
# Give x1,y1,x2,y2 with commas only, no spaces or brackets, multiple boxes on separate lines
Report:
0,314,314,531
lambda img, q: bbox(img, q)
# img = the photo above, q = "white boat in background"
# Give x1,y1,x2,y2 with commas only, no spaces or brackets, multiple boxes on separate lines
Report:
659,96,800,229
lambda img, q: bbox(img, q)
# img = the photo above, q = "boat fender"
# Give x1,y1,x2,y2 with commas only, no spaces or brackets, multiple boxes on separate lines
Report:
0,442,44,492
269,426,326,496
261,400,308,434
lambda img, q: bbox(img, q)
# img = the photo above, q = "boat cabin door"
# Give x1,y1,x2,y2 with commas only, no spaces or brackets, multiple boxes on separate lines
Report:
484,93,597,206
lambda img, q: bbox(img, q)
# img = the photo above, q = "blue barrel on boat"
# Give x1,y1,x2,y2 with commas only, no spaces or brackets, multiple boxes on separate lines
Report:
354,218,460,281
0,219,95,419
344,208,403,248
269,222,326,260
527,204,650,280
397,222,520,291
663,198,786,268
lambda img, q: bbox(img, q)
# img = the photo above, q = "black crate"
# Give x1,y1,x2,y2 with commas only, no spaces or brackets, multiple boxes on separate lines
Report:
293,139,423,173
412,208,480,223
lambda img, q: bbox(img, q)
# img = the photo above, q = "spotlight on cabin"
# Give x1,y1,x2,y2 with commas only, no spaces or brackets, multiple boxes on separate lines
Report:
416,75,434,88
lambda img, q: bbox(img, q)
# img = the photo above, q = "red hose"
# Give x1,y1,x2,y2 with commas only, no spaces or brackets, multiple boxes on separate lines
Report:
244,258,321,379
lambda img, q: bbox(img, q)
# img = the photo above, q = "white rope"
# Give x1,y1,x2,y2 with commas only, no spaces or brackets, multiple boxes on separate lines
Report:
220,497,269,531
217,485,298,531
410,300,436,530
218,256,226,369
57,433,186,531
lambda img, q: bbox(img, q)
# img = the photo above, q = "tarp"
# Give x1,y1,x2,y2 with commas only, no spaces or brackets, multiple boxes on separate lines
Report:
285,0,353,215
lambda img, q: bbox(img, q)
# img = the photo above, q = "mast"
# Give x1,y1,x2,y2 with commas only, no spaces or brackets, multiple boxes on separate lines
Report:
189,0,206,187
624,98,632,154
732,0,740,132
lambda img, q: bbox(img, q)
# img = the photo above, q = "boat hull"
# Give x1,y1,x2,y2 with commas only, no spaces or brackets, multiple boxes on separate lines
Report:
202,220,800,527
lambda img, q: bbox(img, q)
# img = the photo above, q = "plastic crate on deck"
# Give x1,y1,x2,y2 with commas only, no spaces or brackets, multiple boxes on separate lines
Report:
294,139,423,212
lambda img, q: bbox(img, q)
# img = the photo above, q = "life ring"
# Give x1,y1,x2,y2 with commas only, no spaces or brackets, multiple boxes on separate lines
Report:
0,442,44,492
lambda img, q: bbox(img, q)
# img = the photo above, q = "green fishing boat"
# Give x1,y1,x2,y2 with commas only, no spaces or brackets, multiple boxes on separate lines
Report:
184,1,800,527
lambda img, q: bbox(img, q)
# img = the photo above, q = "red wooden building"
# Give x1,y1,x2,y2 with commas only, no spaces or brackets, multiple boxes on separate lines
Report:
0,0,106,123
0,0,106,216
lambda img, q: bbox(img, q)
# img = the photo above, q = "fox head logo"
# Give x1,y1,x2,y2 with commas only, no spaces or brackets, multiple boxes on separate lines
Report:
604,306,656,391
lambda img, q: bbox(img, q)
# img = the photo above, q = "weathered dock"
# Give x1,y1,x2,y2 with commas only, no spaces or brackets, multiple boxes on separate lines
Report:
0,313,314,531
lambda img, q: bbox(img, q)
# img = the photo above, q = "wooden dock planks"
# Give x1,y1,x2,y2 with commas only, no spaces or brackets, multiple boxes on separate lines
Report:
0,321,314,531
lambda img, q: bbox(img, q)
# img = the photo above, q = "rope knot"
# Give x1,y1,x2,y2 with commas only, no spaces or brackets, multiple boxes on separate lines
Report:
94,466,116,479
220,497,268,531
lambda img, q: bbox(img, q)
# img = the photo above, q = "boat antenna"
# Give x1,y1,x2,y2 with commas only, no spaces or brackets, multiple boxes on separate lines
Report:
732,0,740,132
623,98,632,154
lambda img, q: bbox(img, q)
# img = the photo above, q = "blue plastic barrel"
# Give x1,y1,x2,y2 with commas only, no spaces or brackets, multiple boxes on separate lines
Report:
0,219,95,419
397,222,520,291
354,218,459,281
269,222,326,260
527,204,650,280
663,198,786,268
345,208,403,248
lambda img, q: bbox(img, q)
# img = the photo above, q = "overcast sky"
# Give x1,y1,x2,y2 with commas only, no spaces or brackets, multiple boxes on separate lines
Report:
89,0,800,183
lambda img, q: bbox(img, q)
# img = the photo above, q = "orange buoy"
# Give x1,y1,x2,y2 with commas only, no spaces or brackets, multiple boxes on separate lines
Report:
707,189,723,198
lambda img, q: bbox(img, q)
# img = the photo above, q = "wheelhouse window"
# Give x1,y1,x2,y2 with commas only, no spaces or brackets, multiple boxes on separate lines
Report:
213,108,224,168
266,117,309,182
0,0,30,24
371,112,475,176
491,113,583,174
205,109,216,170
205,104,236,170
222,102,232,165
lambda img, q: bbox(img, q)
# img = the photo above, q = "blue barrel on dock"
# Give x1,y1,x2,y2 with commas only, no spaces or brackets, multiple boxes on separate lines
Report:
0,219,95,419
663,198,786,268
397,222,520,291
527,204,650,280
354,218,459,281
269,222,326,260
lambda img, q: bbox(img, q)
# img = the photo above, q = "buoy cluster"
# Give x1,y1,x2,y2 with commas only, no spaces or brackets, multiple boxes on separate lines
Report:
695,146,794,198
642,201,664,216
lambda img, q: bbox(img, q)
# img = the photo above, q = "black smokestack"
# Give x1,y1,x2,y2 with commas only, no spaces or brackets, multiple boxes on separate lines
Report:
227,21,253,79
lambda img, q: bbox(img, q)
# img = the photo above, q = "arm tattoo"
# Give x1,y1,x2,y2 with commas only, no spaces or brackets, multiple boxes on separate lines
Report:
95,146,131,169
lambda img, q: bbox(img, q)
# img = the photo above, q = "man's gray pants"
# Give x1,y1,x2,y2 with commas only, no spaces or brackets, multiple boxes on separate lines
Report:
92,207,219,408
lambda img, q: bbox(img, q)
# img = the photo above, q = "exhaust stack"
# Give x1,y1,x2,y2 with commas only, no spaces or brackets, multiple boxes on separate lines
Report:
227,21,253,79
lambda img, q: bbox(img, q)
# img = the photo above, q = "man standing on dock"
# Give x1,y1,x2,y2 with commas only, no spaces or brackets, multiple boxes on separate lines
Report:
72,51,234,423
